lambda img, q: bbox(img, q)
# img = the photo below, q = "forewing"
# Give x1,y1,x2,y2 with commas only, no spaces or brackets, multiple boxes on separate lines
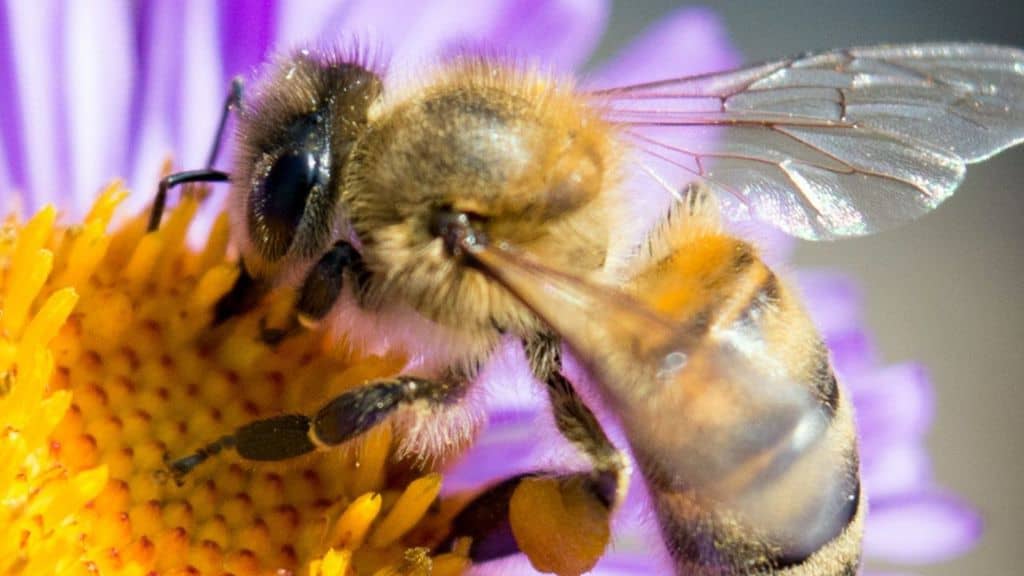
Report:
595,43,1024,239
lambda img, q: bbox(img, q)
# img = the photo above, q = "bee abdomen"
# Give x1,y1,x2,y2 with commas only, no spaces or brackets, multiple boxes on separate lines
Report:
627,203,864,573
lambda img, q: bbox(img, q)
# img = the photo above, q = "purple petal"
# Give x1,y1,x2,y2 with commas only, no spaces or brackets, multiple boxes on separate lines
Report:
276,0,608,77
796,271,864,337
0,2,25,199
180,4,226,173
442,408,540,492
0,139,10,207
588,6,740,87
274,0,357,50
851,363,934,447
128,1,224,217
473,0,609,72
64,0,134,214
125,0,177,213
861,440,933,498
865,492,982,564
287,0,498,71
827,329,880,378
6,0,69,210
218,0,278,82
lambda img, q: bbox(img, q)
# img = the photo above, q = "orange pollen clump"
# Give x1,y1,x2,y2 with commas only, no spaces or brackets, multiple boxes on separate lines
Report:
0,184,470,576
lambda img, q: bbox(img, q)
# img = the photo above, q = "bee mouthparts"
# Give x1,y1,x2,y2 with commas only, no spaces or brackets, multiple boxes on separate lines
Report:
431,210,487,258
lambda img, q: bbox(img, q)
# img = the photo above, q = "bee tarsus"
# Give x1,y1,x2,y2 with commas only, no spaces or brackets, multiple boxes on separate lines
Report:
212,263,267,326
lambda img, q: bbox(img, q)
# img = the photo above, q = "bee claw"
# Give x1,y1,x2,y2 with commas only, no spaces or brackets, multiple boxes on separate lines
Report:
152,458,186,487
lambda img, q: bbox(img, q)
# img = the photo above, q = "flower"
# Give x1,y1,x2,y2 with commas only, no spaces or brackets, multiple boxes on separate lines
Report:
1,185,475,575
0,1,982,575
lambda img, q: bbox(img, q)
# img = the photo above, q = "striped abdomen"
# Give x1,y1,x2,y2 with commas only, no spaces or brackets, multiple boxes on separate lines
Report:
614,189,863,575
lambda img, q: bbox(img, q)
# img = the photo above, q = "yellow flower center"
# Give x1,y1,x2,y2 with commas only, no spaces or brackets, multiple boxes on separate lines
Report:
0,184,470,576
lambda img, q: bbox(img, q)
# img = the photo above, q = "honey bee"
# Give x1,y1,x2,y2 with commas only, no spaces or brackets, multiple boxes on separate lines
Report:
154,43,1024,574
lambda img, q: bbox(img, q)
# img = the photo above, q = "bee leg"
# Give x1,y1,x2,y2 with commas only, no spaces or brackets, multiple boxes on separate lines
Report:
210,239,367,345
437,470,613,562
294,240,369,327
432,334,628,563
205,76,244,168
211,263,269,326
163,375,468,483
146,169,231,232
147,77,243,232
524,333,628,502
253,240,370,343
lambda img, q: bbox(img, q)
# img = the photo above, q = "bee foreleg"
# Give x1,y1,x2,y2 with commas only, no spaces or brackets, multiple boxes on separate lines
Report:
163,374,469,482
147,77,242,232
211,263,269,326
205,76,244,168
294,240,370,326
254,240,370,343
147,168,231,232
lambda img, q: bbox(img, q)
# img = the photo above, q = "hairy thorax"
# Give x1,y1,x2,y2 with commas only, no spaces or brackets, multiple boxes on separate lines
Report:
342,63,621,347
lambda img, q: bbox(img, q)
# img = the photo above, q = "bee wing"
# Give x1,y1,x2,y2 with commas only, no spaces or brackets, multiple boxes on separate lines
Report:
463,240,843,548
593,43,1024,240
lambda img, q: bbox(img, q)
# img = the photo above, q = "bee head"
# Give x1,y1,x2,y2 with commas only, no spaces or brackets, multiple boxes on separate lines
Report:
230,49,383,278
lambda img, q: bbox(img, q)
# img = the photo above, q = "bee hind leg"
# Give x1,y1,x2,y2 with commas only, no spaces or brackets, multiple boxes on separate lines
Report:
437,469,616,563
524,333,628,502
437,334,627,565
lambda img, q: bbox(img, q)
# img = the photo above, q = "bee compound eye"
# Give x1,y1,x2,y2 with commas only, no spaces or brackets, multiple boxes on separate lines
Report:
250,150,323,260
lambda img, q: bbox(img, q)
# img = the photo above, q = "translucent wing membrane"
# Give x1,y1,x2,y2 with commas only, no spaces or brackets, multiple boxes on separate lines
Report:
595,43,1024,239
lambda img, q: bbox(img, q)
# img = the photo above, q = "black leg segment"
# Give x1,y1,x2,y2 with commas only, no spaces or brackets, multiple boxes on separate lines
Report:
147,78,243,232
147,168,231,232
296,240,369,324
164,374,468,482
255,240,369,344
524,333,626,505
213,262,268,325
206,76,245,168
